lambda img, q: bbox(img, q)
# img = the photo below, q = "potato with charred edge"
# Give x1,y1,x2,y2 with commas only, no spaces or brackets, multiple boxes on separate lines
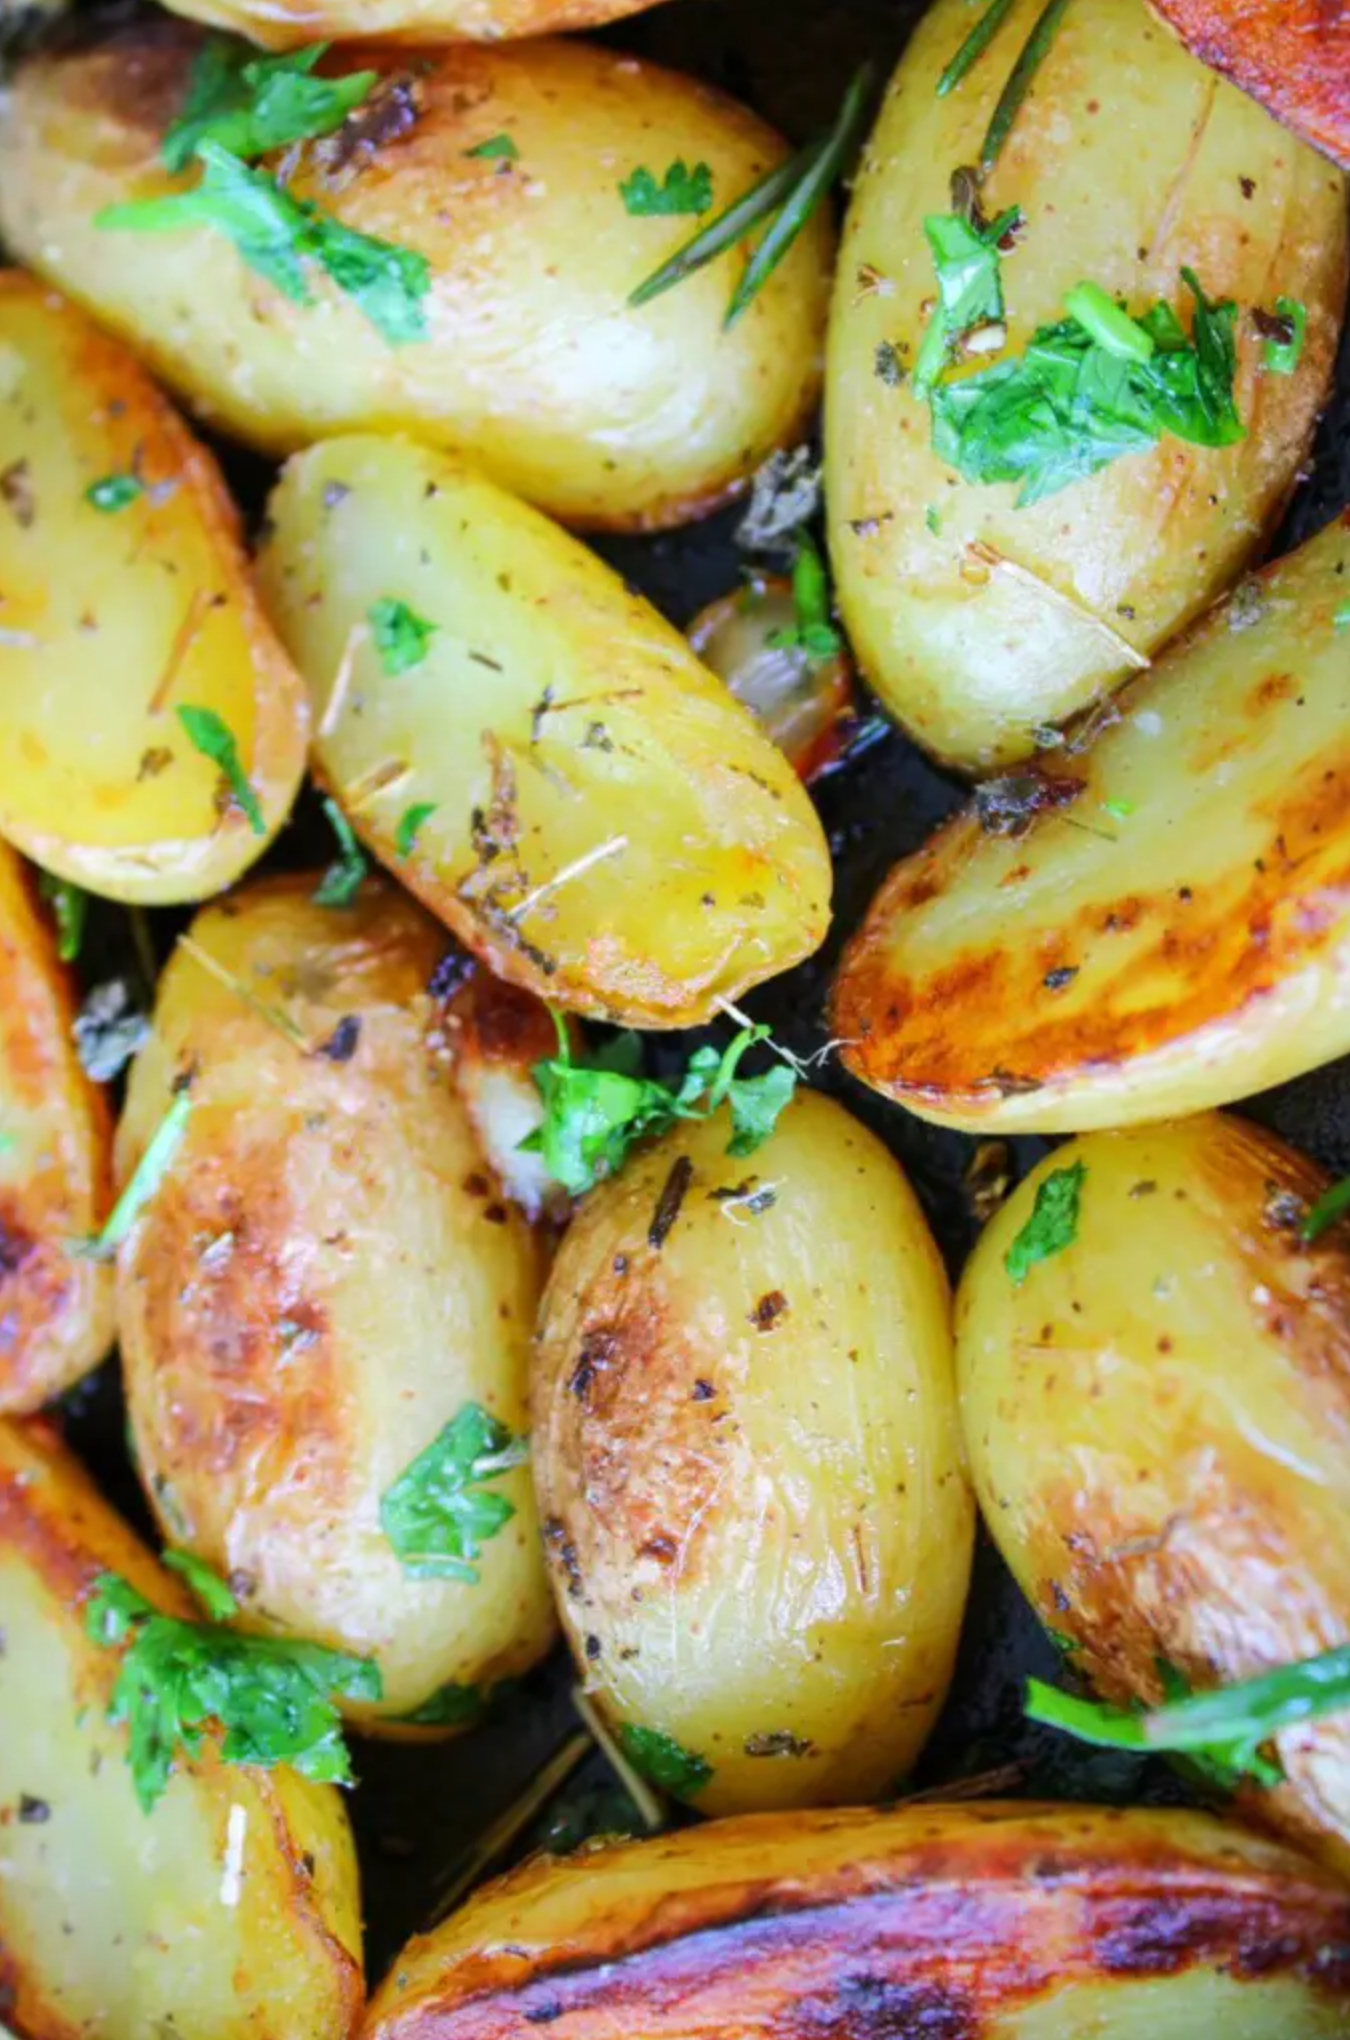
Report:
363,1800,1350,2037
0,1417,363,2040
0,24,831,533
833,514,1350,1133
825,0,1348,772
259,437,832,1029
958,1116,1350,1878
116,874,556,1730
533,1090,971,1815
0,272,307,903
1150,0,1350,170
159,0,668,51
0,841,113,1413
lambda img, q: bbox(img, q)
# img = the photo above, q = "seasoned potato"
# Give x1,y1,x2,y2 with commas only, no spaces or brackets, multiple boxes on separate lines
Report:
1152,0,1350,169
834,514,1350,1134
364,1800,1350,2037
0,25,831,532
0,272,307,903
161,0,667,49
0,841,114,1412
0,1416,363,2040
116,874,556,1728
957,1116,1350,1875
259,436,832,1028
532,1091,971,1815
825,0,1348,772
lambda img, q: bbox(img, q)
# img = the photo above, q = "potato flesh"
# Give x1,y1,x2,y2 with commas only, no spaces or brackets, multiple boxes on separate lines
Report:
0,29,831,532
825,0,1348,771
0,1417,362,2040
834,514,1350,1131
957,1114,1350,1874
258,436,832,1027
0,272,307,902
532,1091,972,1814
116,875,556,1724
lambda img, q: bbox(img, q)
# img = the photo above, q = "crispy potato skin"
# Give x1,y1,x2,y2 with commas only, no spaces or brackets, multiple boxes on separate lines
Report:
824,0,1348,772
1151,0,1350,169
259,436,832,1029
363,1801,1350,2038
0,1416,363,2040
0,841,113,1412
160,0,665,50
532,1093,972,1815
0,25,830,532
116,876,556,1727
0,271,307,902
834,514,1350,1133
957,1116,1350,1875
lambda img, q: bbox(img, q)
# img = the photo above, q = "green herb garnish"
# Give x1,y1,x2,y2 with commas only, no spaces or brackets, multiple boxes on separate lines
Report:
177,701,265,836
912,205,1020,400
1004,1159,1084,1283
99,143,430,347
616,1723,713,1796
396,1680,486,1727
161,37,377,174
937,0,1018,96
380,1403,529,1584
765,529,841,660
85,473,142,513
465,132,518,162
395,801,437,857
369,596,436,674
620,159,714,218
38,873,86,962
80,1090,192,1261
980,0,1072,176
162,1548,239,1621
1301,1174,1350,1243
1260,295,1306,375
1061,281,1155,363
925,503,942,534
87,1570,380,1812
313,796,367,907
1335,602,1350,631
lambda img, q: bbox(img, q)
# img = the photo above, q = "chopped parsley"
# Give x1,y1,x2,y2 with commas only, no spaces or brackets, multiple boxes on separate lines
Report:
38,872,86,962
79,1090,193,1262
1258,295,1306,375
380,1403,529,1584
85,473,142,513
1301,1173,1350,1243
312,796,367,907
765,529,841,661
1336,602,1350,631
369,596,436,673
396,1680,486,1726
177,701,265,835
162,1548,239,1620
925,503,942,535
912,206,1021,400
99,143,430,347
465,132,518,161
620,159,714,218
161,37,377,174
395,801,437,857
616,1723,713,1796
87,1570,379,1812
1004,1159,1085,1284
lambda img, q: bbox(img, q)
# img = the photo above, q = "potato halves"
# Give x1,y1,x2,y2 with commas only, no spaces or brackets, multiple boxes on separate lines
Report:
957,1116,1350,1874
834,514,1350,1133
0,1417,362,2040
161,0,666,51
116,875,556,1728
0,840,114,1411
825,0,1348,771
0,272,307,903
364,1801,1350,2039
532,1091,972,1815
0,26,831,532
259,437,832,1028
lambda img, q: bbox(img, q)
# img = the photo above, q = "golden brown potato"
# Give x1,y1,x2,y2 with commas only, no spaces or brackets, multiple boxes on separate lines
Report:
116,874,556,1729
258,435,832,1029
0,25,831,532
363,1800,1350,2038
532,1091,972,1816
1151,0,1350,169
833,514,1350,1134
0,841,113,1412
957,1115,1350,1875
825,0,1348,772
0,1416,363,2040
0,271,307,903
160,0,667,50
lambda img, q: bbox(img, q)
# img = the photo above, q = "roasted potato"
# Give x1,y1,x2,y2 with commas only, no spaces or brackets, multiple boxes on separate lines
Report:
834,513,1350,1134
258,436,832,1028
686,572,856,783
1151,0,1350,170
825,0,1348,772
116,874,556,1729
0,840,114,1412
0,1416,363,2039
363,1800,1350,2037
0,271,307,903
0,25,831,533
958,1116,1350,1874
160,0,667,50
532,1090,972,1815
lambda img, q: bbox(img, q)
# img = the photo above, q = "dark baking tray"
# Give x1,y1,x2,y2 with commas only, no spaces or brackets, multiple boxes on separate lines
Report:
43,0,1350,1982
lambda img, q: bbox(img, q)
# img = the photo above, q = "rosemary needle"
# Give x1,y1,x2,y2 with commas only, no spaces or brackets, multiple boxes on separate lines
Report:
937,0,1018,97
980,0,1073,176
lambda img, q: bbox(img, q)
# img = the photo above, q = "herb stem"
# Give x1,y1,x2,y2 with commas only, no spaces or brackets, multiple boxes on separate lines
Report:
628,152,807,309
82,1090,192,1260
938,0,1018,97
1063,281,1154,361
979,0,1073,177
1301,1174,1350,1243
572,1687,666,1832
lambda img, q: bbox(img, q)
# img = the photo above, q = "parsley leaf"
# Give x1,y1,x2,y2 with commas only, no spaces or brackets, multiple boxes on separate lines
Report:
912,206,1020,400
1004,1159,1084,1284
162,1548,239,1620
465,132,518,162
396,1679,486,1726
312,796,367,907
177,701,265,836
765,529,842,661
38,872,86,962
1260,295,1306,375
620,159,714,218
161,38,377,174
1336,602,1350,631
99,143,430,347
395,801,437,857
380,1403,529,1584
369,596,436,673
616,1723,713,1796
86,1570,380,1812
85,473,142,512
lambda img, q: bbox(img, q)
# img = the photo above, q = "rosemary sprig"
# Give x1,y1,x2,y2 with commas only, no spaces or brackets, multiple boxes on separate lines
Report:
980,0,1073,176
937,0,1018,97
